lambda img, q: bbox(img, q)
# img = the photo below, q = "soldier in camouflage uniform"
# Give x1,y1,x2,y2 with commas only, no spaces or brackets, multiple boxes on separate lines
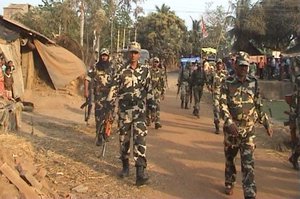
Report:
84,48,114,146
190,62,207,118
106,42,155,186
288,58,300,170
178,63,191,109
212,59,228,134
146,57,166,129
220,51,273,199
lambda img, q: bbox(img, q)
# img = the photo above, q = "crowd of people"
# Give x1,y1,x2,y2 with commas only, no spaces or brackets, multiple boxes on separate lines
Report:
83,43,300,199
224,55,292,81
177,52,273,199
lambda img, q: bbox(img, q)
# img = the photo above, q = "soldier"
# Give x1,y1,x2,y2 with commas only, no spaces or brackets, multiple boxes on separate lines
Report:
212,59,228,133
288,69,300,171
190,62,207,118
84,48,114,146
178,62,191,109
220,51,273,199
105,41,155,186
146,57,166,129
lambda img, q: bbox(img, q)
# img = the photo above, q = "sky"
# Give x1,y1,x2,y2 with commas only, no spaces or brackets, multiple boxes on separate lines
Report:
0,0,230,30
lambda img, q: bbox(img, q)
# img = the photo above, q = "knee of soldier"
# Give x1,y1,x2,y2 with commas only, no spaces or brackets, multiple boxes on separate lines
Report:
135,135,146,145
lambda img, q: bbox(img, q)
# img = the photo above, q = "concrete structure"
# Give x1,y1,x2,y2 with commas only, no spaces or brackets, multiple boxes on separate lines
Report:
259,80,293,100
3,4,31,19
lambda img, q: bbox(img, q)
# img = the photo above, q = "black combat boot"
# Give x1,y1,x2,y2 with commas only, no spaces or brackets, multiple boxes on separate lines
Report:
95,133,103,146
289,153,300,170
155,123,162,129
192,107,196,116
136,166,149,186
185,102,189,109
214,120,220,134
181,100,184,109
119,159,130,178
225,184,234,195
194,109,199,118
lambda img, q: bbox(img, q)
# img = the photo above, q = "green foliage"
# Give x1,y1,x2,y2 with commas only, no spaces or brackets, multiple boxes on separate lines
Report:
12,0,300,63
256,0,300,50
136,4,187,66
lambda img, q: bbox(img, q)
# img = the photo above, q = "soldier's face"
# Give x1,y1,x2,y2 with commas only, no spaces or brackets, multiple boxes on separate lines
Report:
235,64,249,77
129,51,140,63
216,63,223,70
101,54,109,62
153,61,159,67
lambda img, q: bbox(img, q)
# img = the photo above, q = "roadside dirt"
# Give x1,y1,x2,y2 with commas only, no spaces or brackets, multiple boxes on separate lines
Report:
0,72,299,199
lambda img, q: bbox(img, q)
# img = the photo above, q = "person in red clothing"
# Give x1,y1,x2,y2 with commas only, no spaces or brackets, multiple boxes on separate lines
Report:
258,57,265,79
4,66,14,99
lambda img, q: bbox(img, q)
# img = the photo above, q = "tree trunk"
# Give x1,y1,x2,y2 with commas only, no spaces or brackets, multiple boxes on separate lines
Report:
80,1,85,47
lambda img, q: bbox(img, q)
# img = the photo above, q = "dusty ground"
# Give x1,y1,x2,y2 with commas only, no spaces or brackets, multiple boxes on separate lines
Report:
1,72,299,199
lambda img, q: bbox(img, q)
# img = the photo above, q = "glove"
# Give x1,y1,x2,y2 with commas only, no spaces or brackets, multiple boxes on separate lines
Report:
226,123,239,137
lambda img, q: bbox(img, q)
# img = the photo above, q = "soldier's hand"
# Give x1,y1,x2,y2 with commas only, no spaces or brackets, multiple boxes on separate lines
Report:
161,95,165,100
266,127,273,137
227,123,239,136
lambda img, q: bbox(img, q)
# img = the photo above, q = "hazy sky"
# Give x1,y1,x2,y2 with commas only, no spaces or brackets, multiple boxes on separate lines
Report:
0,0,230,29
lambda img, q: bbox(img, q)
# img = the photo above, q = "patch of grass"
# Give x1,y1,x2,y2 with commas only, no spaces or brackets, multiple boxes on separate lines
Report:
262,100,289,123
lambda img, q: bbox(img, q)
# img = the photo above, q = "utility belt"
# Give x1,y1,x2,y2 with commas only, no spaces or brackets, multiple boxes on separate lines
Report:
232,119,254,137
119,99,143,107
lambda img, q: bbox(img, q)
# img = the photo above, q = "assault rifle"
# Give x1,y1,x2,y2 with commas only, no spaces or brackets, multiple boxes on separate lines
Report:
97,111,114,158
80,96,92,124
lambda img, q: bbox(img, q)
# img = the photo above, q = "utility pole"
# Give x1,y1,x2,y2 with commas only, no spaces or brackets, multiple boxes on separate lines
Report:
117,29,120,52
122,28,126,49
134,27,137,42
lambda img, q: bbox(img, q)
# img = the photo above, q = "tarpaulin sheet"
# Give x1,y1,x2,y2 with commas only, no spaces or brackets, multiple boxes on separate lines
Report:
34,39,86,89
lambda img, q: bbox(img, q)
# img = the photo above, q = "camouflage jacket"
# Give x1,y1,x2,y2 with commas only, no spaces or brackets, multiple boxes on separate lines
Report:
190,67,207,87
107,62,155,110
220,75,270,132
212,69,228,99
178,68,191,84
150,67,166,96
86,64,114,101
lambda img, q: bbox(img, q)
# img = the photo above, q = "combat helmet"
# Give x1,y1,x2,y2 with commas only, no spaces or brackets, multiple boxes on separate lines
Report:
100,48,110,56
128,41,141,53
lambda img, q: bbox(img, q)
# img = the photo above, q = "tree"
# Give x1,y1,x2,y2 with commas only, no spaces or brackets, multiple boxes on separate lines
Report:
136,4,187,68
255,0,300,51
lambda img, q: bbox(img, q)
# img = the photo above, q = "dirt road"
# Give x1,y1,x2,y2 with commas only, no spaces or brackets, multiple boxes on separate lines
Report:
16,72,299,198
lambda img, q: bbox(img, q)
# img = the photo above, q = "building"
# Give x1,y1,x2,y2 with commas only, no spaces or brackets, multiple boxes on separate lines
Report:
3,4,31,19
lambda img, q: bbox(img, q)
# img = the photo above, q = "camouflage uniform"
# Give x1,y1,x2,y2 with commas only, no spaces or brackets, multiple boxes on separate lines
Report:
212,60,228,133
288,72,300,170
178,65,191,109
220,52,271,198
86,48,114,146
190,64,206,117
146,57,166,129
106,42,155,186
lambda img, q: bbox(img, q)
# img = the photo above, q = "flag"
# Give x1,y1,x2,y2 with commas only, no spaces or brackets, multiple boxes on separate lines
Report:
201,17,208,38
